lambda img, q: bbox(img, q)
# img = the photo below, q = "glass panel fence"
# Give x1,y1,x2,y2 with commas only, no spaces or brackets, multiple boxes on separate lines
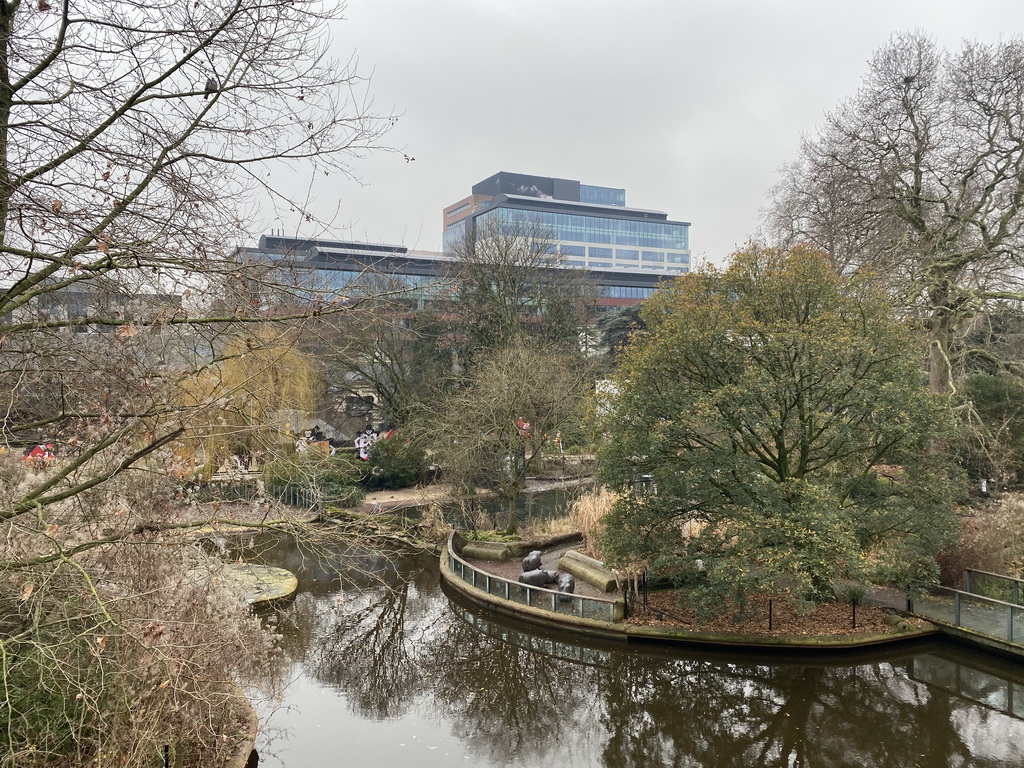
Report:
960,593,1011,641
912,591,957,624
449,552,620,622
1014,606,1024,645
969,571,1016,603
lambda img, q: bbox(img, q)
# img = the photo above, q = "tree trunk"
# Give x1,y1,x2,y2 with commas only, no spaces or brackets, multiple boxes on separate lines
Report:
928,313,953,396
506,494,517,536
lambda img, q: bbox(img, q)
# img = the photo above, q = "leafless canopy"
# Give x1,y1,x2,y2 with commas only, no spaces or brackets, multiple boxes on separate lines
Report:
764,32,1024,394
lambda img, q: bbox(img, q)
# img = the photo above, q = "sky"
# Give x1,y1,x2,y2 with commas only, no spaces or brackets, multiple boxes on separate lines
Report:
263,0,1024,266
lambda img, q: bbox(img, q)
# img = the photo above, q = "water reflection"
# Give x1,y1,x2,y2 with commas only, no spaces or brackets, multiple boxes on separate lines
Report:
248,533,1024,768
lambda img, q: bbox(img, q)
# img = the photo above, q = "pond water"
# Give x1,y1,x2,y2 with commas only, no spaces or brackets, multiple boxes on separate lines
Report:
244,533,1024,768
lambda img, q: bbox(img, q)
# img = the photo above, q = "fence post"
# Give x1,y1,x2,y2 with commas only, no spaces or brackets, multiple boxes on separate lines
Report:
955,592,961,626
965,570,973,594
1016,580,1020,607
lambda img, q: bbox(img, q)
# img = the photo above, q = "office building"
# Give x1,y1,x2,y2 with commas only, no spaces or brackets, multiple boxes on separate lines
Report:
442,171,691,277
237,232,668,309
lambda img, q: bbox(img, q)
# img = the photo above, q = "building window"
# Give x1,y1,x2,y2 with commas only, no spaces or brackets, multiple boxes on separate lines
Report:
667,252,689,264
560,245,585,257
642,251,665,262
616,249,639,261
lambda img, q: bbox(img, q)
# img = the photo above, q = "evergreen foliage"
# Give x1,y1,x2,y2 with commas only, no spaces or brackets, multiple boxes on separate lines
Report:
594,245,960,613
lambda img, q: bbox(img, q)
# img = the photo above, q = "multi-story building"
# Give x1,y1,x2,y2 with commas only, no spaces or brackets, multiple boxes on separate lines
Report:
442,171,692,277
237,232,668,310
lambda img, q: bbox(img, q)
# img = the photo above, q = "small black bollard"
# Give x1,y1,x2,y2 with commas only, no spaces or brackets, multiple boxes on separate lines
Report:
768,599,773,631
852,600,857,631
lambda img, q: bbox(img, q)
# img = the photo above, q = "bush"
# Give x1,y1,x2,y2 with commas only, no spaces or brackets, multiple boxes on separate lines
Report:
363,435,426,491
263,451,364,506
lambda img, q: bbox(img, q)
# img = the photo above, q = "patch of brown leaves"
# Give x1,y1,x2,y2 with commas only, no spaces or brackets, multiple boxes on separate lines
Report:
626,590,923,636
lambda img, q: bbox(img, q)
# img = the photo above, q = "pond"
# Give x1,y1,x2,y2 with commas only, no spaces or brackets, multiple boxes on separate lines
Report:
243,533,1024,768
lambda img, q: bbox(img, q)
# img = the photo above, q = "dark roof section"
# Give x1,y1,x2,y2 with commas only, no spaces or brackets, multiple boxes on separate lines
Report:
258,234,408,257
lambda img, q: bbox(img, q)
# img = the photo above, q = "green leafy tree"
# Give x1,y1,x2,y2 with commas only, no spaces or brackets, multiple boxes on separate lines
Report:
595,245,959,612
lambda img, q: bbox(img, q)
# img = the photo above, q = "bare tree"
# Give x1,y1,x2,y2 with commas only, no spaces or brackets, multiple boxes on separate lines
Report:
421,341,592,535
0,0,393,763
445,216,598,365
764,32,1024,396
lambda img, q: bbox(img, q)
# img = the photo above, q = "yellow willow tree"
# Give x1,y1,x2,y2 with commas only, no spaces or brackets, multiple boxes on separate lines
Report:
176,329,322,476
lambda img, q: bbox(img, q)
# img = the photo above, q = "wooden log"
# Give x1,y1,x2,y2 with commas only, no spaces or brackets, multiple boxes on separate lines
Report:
461,541,510,562
559,549,618,593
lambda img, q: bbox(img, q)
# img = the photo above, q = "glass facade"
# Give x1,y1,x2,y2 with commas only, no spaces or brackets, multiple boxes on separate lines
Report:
477,208,689,250
580,184,626,207
442,218,468,251
602,285,657,300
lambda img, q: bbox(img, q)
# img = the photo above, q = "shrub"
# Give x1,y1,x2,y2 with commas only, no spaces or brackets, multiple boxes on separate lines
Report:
363,435,426,491
263,451,363,507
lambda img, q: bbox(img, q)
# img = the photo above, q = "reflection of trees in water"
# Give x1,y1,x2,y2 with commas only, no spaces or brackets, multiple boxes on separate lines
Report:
595,656,1020,768
299,565,447,720
421,613,603,764
259,540,1024,767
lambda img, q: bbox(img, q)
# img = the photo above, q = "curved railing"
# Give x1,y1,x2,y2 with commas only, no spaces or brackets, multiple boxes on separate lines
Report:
445,533,625,622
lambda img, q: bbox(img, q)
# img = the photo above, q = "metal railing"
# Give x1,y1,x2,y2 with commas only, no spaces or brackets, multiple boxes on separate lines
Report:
965,569,1024,606
182,479,323,510
446,536,624,623
911,585,1024,646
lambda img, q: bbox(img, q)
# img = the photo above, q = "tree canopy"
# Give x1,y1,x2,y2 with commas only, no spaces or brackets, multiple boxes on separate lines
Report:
423,341,591,534
595,246,959,611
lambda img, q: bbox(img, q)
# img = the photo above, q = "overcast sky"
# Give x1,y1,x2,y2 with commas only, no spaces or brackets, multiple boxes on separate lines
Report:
263,0,1024,266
